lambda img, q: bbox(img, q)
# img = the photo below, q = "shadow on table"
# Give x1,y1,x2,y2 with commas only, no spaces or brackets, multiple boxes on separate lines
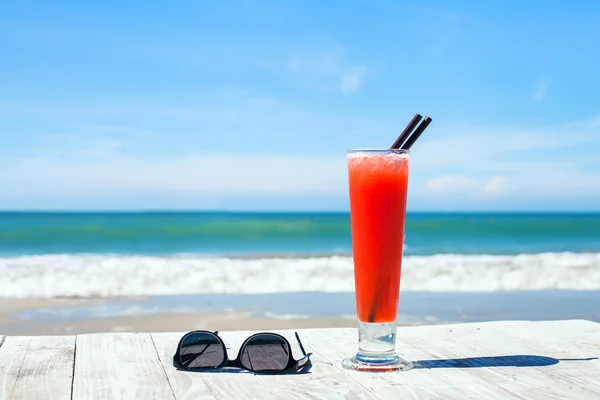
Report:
415,355,598,369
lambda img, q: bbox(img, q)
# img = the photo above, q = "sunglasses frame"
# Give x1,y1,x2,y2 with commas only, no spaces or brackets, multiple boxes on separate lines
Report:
173,330,310,374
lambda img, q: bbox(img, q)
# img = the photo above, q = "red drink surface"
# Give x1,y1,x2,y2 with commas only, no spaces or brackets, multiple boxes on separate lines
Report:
347,152,409,323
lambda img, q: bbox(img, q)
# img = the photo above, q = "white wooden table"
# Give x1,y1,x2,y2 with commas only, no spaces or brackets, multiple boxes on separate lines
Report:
1,320,599,399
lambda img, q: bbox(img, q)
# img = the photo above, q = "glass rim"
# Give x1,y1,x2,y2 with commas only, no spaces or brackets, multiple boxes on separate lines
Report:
347,148,410,154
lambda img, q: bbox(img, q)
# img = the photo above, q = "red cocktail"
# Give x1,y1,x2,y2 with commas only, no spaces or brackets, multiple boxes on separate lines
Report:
343,149,413,372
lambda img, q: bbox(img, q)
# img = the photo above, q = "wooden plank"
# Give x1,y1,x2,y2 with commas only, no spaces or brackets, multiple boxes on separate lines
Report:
490,319,600,359
10,336,75,400
402,324,538,379
395,324,553,399
480,320,600,375
297,328,463,400
463,321,600,384
0,337,30,400
221,329,380,400
399,321,600,399
302,328,512,400
151,332,217,400
72,333,176,400
1,321,597,400
440,320,600,370
304,321,600,399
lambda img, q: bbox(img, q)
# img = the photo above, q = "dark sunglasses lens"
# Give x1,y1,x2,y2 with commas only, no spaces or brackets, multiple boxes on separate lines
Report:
240,334,290,373
179,332,225,369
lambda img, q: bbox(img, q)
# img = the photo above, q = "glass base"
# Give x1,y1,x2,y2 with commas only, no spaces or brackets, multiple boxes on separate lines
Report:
342,354,414,372
342,321,413,372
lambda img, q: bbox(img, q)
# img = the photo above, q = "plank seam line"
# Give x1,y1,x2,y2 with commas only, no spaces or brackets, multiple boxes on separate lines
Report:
70,335,77,400
302,333,387,400
150,334,177,400
9,338,31,400
330,365,389,400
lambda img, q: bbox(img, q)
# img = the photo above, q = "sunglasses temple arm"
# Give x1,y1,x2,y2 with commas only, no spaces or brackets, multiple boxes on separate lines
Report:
294,332,307,356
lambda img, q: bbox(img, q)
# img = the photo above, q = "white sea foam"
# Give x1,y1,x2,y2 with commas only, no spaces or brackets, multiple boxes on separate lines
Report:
1,253,600,298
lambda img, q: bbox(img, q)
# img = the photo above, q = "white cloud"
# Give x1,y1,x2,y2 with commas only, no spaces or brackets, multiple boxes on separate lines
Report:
425,175,477,193
1,95,600,210
0,154,347,199
412,115,600,171
340,67,367,94
483,176,508,194
410,115,600,205
533,77,550,101
424,175,509,197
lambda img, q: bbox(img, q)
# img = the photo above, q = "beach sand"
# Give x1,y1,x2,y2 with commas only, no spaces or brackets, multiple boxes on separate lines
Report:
2,290,600,336
0,297,355,336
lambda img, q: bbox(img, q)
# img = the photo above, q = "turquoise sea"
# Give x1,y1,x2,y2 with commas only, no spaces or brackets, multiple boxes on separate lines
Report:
1,212,599,299
1,212,599,256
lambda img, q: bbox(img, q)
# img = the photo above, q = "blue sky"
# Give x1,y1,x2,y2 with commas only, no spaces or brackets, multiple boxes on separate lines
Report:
1,0,599,211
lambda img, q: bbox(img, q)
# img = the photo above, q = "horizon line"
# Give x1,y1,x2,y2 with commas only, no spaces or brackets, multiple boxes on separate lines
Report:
1,209,599,214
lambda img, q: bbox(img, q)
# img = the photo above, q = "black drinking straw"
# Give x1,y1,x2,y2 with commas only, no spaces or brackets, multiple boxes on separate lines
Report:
391,114,422,149
400,116,432,150
367,114,433,322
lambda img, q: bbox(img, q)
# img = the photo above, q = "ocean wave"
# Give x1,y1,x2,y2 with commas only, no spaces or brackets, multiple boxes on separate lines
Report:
1,252,600,298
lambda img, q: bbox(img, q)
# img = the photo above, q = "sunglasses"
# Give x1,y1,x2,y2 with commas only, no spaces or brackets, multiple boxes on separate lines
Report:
173,330,311,374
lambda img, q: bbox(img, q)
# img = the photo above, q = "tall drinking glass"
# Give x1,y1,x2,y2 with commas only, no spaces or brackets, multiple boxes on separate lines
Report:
342,149,413,372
